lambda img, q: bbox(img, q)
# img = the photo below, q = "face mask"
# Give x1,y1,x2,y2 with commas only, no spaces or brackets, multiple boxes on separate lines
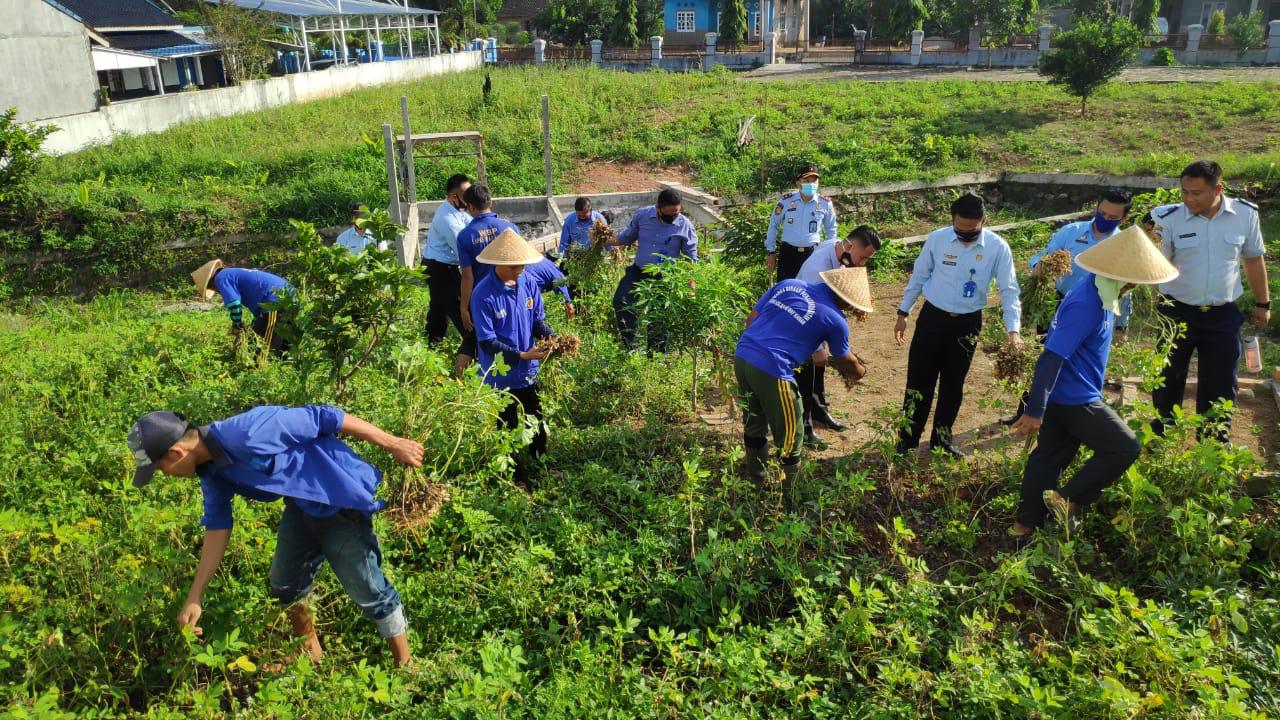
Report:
1092,211,1121,234
658,211,677,224
801,182,818,197
954,227,981,243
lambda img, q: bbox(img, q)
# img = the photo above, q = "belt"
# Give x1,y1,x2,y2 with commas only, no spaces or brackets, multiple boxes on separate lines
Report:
924,301,980,319
779,244,816,252
1166,296,1231,313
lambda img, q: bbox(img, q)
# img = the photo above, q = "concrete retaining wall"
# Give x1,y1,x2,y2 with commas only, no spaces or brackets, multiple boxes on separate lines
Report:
38,51,484,155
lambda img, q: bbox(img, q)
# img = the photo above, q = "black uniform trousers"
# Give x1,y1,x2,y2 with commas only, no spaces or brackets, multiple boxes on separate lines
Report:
1016,400,1140,529
778,243,827,431
613,264,669,352
423,259,465,344
497,383,547,487
900,302,983,448
1151,299,1243,435
250,310,292,357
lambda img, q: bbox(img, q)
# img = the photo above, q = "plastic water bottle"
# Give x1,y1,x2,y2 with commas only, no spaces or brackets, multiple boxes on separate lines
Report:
1243,335,1262,373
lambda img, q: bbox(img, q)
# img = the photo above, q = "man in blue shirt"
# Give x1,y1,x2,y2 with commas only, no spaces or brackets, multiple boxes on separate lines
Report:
1150,160,1270,438
736,267,870,507
456,183,520,375
1009,226,1179,535
524,257,576,319
765,162,839,281
335,204,387,254
191,259,294,357
422,174,472,347
558,196,606,257
127,404,425,666
894,193,1022,458
793,225,881,444
470,229,558,487
607,189,699,351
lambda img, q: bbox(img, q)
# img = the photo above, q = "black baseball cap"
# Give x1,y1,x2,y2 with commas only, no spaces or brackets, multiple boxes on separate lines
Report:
351,202,367,216
128,411,192,487
797,163,820,180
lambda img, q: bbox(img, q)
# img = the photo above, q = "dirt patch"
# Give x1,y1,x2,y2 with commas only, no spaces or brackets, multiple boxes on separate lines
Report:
567,160,695,195
702,279,1280,464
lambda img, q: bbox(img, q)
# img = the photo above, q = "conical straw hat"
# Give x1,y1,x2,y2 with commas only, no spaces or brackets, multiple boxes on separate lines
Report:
476,228,543,266
190,259,223,301
1074,224,1179,285
819,267,874,314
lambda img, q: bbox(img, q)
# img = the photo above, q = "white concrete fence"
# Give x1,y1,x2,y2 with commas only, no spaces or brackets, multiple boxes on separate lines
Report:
39,51,483,155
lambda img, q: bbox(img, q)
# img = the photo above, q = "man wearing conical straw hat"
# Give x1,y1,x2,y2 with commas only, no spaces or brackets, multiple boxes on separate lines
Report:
190,259,293,357
734,267,871,509
470,229,557,487
1008,225,1179,536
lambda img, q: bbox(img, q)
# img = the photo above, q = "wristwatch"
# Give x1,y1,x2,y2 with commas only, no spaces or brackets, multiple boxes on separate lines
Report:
896,310,909,318
1256,301,1271,309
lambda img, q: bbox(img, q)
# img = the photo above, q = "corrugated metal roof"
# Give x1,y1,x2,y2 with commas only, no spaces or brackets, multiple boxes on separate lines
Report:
201,0,440,17
105,31,221,57
51,0,180,30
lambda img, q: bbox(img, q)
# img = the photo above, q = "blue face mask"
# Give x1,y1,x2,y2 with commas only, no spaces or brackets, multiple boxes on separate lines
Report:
1093,211,1121,234
801,182,818,197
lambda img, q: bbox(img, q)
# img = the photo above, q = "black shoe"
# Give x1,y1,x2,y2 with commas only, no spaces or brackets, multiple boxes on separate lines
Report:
999,413,1022,427
894,440,916,455
804,428,829,449
930,440,965,459
812,406,847,432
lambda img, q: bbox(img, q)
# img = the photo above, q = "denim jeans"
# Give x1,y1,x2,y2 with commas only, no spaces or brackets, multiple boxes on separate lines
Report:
269,500,407,639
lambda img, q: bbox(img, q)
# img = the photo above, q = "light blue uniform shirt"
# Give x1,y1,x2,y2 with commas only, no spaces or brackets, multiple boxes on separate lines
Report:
423,201,472,265
558,210,606,254
765,192,838,252
616,206,698,268
899,226,1022,332
335,226,385,254
1155,196,1265,306
1029,220,1119,294
796,240,843,284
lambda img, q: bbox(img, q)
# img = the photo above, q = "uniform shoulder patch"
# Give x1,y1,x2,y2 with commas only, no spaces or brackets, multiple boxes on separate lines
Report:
774,204,783,216
1238,198,1259,211
819,194,832,201
781,192,795,199
1156,205,1180,219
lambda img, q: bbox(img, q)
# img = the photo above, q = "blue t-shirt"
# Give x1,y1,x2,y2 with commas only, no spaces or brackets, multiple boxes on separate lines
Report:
523,258,572,303
195,405,384,530
735,280,852,381
559,211,605,254
1043,274,1114,406
616,206,698,268
471,271,545,390
456,212,519,285
212,268,291,316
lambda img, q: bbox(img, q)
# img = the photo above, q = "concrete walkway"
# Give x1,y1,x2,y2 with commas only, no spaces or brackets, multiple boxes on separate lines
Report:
745,64,1280,83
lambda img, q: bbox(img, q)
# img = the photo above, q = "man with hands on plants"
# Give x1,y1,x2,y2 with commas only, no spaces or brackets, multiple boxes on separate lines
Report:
1009,226,1178,536
191,259,293,357
470,229,558,487
1150,160,1270,438
735,267,872,509
558,196,606,257
765,163,838,281
793,225,881,446
607,188,699,352
127,405,424,667
457,183,521,376
335,203,388,254
523,256,577,319
894,193,1022,459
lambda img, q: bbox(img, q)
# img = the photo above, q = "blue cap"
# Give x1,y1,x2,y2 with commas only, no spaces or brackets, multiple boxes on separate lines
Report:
127,411,191,487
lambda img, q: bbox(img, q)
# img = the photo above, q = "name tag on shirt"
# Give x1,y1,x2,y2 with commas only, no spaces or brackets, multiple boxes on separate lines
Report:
942,260,957,266
1074,237,1089,244
1179,233,1197,239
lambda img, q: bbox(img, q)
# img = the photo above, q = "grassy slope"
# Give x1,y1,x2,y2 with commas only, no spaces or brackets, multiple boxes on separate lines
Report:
41,66,1280,237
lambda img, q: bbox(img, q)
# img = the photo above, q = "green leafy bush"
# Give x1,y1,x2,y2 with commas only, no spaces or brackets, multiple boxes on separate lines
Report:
1226,11,1266,59
1038,18,1143,115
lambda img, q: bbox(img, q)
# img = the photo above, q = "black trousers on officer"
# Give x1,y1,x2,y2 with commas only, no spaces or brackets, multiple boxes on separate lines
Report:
1016,400,1140,529
423,259,464,344
1151,299,1243,434
778,244,826,431
613,264,668,352
776,243,816,282
498,383,547,487
900,302,982,448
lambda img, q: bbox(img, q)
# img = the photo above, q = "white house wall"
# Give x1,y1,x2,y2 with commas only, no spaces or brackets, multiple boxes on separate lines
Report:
0,0,101,121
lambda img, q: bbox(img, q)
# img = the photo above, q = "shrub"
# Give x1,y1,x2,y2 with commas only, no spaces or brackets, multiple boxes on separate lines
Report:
1225,10,1266,59
0,108,55,209
1038,18,1142,115
1206,9,1226,34
1151,46,1178,65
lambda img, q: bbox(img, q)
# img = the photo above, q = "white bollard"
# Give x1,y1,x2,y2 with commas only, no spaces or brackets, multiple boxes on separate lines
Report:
590,38,603,66
910,29,923,65
705,32,718,71
1266,20,1280,65
650,35,663,66
1186,23,1203,65
533,38,546,64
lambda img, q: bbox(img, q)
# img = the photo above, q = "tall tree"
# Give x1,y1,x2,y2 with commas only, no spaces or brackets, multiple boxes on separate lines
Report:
201,1,278,82
719,0,750,45
1128,0,1159,33
1037,17,1140,115
611,0,642,47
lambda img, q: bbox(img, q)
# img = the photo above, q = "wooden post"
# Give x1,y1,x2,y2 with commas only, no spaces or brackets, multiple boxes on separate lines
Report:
382,123,402,224
541,94,553,198
400,96,417,205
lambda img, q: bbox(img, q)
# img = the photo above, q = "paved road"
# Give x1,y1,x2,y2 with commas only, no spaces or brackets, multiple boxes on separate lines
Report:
745,64,1280,83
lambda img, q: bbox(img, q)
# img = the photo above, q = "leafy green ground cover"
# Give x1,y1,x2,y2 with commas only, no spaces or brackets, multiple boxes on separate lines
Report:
2,242,1278,717
4,66,1280,295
